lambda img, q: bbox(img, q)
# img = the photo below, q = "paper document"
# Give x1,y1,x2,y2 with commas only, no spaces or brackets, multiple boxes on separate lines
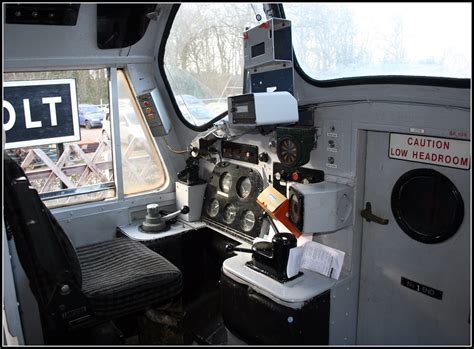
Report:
300,241,345,280
286,246,304,278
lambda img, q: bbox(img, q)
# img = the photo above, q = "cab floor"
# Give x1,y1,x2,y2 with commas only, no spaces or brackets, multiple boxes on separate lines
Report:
183,282,246,345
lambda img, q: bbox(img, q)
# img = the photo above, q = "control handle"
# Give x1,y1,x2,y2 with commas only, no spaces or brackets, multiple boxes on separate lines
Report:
361,202,389,225
225,244,253,254
161,205,190,222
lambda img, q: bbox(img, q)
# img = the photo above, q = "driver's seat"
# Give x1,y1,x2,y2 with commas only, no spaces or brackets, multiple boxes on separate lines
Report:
4,152,183,343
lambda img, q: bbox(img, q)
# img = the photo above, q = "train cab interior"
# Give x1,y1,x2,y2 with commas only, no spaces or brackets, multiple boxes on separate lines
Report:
2,3,471,346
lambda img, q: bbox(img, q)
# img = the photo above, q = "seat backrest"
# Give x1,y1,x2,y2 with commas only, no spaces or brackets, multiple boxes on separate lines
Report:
4,152,82,309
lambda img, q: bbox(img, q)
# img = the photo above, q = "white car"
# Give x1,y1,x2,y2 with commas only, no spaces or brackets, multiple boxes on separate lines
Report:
101,111,146,145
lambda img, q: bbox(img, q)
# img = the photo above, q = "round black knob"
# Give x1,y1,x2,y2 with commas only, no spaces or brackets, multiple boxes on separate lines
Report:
258,152,269,163
180,206,190,214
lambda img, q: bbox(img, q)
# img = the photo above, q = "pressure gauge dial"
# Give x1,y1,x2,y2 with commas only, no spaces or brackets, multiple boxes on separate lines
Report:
237,177,252,199
207,198,220,217
223,204,237,224
220,172,233,193
241,210,256,232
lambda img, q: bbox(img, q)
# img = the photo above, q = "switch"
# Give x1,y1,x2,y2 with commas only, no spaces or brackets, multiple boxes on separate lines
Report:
258,152,269,162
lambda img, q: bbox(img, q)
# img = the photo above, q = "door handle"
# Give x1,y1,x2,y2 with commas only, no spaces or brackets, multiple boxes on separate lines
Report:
361,202,389,225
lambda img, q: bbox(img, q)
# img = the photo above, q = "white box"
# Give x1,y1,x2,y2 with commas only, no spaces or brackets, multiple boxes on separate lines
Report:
175,181,207,222
228,92,298,126
288,182,354,233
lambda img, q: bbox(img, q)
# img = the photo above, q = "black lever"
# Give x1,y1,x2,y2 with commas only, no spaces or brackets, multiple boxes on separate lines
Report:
225,244,253,254
265,213,280,234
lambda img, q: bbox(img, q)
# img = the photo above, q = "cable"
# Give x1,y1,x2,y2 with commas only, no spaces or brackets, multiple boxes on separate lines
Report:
161,136,188,155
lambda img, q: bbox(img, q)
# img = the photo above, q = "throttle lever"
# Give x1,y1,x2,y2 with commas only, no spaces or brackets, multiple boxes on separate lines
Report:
225,244,253,254
161,205,190,222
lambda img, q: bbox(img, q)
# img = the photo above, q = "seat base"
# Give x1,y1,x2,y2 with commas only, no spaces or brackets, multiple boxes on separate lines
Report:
77,238,183,318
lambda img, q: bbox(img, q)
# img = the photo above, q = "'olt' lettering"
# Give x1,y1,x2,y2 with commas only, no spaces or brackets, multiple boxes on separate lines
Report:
3,97,62,131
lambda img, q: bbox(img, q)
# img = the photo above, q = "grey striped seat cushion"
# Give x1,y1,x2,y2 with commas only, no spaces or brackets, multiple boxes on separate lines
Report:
76,238,182,317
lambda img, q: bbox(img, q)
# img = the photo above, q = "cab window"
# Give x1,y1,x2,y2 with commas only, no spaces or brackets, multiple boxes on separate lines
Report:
164,3,265,128
283,3,471,80
3,69,167,207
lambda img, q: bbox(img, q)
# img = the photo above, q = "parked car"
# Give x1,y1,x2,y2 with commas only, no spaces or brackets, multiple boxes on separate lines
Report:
175,94,214,124
78,104,106,129
101,109,146,146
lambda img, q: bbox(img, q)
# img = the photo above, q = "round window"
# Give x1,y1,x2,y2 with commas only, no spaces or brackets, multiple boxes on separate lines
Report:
391,169,464,244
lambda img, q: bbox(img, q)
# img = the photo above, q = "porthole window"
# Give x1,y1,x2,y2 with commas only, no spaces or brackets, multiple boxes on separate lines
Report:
391,169,464,244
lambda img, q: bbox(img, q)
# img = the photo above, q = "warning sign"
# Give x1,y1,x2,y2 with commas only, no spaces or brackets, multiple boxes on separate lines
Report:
389,133,470,170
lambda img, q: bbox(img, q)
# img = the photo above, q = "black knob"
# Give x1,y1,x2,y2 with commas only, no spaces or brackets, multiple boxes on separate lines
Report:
180,206,190,214
259,152,269,162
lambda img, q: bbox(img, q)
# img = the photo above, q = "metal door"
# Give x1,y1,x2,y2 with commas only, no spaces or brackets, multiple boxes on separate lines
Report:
357,131,470,345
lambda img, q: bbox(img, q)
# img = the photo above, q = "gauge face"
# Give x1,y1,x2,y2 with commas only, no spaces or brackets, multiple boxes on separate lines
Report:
223,204,237,224
220,172,233,193
207,198,220,217
289,193,302,229
241,210,256,232
237,177,252,198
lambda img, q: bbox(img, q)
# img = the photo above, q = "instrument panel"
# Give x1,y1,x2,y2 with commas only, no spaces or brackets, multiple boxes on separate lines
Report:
202,162,264,243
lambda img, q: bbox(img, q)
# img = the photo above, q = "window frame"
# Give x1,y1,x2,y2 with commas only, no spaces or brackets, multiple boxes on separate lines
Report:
274,4,470,89
3,68,118,206
3,67,168,207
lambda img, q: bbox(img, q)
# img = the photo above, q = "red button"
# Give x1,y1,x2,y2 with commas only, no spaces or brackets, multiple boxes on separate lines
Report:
291,172,300,181
143,101,150,107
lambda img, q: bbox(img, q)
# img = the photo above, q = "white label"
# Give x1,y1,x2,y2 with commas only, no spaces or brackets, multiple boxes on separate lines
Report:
326,163,338,169
327,147,338,153
410,128,425,134
217,191,229,198
389,133,470,170
327,132,338,138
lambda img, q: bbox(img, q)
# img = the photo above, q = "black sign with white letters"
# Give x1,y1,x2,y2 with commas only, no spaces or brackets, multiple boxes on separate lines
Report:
3,79,80,149
401,277,443,300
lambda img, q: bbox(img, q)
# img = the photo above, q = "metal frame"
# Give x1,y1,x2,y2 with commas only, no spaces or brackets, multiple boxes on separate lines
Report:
108,67,125,200
39,182,115,200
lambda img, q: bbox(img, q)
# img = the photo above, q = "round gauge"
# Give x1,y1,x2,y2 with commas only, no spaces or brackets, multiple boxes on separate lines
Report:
207,198,220,217
223,204,237,224
289,193,302,229
220,172,233,193
241,210,256,232
237,177,252,198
